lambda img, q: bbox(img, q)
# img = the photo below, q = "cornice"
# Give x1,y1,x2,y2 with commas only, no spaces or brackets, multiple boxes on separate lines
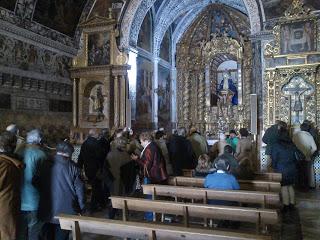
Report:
0,19,78,57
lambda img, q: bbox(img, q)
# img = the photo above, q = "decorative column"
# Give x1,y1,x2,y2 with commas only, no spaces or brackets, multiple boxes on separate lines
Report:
183,72,191,124
119,75,127,127
171,67,177,127
72,78,79,127
113,75,120,127
128,48,138,122
152,57,159,128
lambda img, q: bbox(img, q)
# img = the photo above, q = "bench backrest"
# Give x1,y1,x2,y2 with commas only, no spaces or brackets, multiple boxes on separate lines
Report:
110,196,278,226
57,214,272,240
168,177,281,192
142,184,280,208
182,169,282,182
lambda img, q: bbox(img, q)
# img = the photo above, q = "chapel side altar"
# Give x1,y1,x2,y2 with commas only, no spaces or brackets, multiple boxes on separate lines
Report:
69,14,130,144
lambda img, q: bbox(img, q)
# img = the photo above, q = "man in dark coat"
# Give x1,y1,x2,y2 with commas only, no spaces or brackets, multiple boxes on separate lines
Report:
167,127,196,176
0,131,24,240
262,121,287,170
36,141,86,240
77,129,106,212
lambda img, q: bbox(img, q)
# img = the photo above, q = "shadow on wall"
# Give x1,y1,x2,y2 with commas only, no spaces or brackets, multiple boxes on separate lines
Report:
0,111,71,147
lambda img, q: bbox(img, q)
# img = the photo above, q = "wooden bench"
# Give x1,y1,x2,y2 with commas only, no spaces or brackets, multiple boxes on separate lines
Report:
142,184,280,208
182,169,282,182
57,214,272,240
110,196,278,232
168,177,281,192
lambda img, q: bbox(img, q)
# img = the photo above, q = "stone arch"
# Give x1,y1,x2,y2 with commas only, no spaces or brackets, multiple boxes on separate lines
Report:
120,0,262,50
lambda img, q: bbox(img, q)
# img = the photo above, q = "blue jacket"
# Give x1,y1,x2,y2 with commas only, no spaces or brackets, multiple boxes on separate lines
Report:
18,145,47,211
36,155,86,224
204,171,240,205
271,142,298,186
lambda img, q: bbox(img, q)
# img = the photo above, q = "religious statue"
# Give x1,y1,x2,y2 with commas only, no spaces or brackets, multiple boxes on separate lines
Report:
90,86,105,121
218,71,238,106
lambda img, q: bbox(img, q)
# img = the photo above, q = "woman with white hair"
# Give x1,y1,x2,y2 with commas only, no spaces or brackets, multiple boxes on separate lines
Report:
17,129,47,240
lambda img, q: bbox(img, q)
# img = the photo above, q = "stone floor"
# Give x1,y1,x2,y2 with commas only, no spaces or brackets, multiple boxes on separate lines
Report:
74,189,320,240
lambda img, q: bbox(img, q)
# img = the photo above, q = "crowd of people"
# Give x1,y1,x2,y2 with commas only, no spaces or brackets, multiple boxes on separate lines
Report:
0,121,319,239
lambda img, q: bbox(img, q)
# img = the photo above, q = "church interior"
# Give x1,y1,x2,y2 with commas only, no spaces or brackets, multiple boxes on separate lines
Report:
1,0,320,239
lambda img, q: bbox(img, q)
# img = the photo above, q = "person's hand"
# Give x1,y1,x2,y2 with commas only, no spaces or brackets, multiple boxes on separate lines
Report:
131,153,138,161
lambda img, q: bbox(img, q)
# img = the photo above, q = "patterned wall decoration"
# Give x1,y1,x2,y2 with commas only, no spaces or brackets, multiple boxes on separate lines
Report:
15,0,36,20
0,1,16,11
33,0,87,36
89,0,124,19
262,0,320,20
137,11,152,51
159,28,171,62
0,34,71,78
135,55,153,129
158,65,171,128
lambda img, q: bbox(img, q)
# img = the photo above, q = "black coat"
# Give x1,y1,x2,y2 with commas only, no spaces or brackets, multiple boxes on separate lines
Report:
167,135,196,176
36,155,86,224
78,137,105,180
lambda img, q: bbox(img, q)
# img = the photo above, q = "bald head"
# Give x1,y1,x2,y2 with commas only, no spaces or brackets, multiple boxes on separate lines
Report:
88,129,99,138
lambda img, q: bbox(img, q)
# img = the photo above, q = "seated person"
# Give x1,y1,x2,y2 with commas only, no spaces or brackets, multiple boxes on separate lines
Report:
213,145,239,177
204,157,240,228
195,154,215,177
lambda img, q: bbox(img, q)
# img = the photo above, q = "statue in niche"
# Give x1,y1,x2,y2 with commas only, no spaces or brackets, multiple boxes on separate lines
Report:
90,85,105,122
282,76,314,124
218,70,238,106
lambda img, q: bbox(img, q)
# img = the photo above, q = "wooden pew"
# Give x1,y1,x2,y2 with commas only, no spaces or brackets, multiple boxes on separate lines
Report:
110,196,278,232
182,169,282,182
168,177,281,192
142,184,280,208
254,172,282,182
57,214,272,240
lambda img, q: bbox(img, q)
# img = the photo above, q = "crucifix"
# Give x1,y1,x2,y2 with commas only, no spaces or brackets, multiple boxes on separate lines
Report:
282,76,314,124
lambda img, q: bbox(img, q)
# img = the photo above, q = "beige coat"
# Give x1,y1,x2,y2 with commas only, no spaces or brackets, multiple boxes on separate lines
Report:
235,137,253,170
0,154,23,240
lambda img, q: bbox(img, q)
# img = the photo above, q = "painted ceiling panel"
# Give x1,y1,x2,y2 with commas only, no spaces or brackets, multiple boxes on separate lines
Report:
33,0,87,37
0,0,16,11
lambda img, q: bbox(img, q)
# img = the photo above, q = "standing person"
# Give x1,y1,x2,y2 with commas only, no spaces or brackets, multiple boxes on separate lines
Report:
155,129,173,176
226,130,239,153
17,129,47,240
188,127,208,160
210,132,229,158
235,128,254,176
293,123,317,189
106,138,131,219
0,131,24,240
167,127,196,176
6,124,25,153
271,130,300,211
77,129,106,213
36,141,85,240
262,121,287,170
131,132,168,221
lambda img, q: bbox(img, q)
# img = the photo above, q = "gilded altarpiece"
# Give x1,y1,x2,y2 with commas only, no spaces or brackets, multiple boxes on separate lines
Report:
70,16,130,143
176,5,252,134
264,0,320,129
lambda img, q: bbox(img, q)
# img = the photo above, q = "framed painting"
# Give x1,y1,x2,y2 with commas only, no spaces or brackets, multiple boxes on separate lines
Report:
280,20,316,55
87,32,111,66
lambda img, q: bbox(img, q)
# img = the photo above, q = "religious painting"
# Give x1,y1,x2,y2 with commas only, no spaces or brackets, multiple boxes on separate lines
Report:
160,28,171,62
137,11,152,52
263,0,320,19
0,1,16,11
209,9,237,39
158,65,171,128
136,56,153,128
33,0,87,36
87,32,110,66
280,20,316,55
